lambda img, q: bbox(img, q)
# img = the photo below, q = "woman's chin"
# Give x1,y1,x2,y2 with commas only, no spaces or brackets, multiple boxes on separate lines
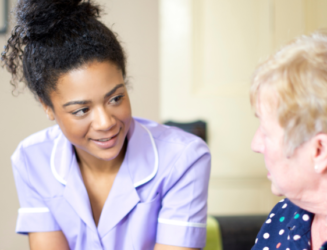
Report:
83,148,120,162
271,184,284,197
97,152,121,161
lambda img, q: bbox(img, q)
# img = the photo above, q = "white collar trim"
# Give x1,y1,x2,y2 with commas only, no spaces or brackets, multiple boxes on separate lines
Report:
50,132,68,185
50,121,158,188
133,124,159,188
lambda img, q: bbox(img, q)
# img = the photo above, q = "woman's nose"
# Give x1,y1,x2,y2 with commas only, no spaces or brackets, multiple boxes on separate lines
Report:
251,128,264,153
92,107,116,131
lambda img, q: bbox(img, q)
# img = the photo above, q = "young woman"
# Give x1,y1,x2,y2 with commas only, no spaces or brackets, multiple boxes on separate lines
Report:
3,0,211,249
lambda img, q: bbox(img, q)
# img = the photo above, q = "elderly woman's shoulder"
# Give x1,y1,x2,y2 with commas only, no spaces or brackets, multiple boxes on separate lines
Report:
266,198,300,221
252,198,313,250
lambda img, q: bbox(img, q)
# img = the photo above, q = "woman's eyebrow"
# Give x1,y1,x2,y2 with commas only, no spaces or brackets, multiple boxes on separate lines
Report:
104,83,124,99
62,83,125,108
62,100,91,107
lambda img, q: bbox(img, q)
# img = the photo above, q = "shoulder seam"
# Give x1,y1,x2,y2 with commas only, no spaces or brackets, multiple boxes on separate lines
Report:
162,139,209,195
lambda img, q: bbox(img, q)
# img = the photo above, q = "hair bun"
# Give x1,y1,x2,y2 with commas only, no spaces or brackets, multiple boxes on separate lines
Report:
16,0,100,41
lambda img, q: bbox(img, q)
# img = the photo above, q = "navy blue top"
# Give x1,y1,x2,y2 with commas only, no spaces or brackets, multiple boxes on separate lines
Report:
252,198,327,250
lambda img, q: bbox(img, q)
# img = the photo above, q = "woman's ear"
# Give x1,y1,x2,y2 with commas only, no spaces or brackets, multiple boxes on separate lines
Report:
312,133,327,174
39,99,55,121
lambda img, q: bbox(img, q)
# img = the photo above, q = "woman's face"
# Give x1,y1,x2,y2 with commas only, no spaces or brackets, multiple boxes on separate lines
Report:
251,91,316,200
45,61,132,162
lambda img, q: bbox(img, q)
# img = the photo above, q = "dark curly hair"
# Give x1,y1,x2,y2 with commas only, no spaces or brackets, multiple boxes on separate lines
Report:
1,0,126,108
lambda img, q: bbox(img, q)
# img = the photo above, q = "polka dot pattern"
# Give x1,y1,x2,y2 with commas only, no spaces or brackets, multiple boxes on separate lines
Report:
293,235,301,241
303,214,309,221
251,198,316,250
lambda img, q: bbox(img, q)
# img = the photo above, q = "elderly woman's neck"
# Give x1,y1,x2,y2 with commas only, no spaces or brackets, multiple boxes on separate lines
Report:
289,178,327,216
311,214,327,250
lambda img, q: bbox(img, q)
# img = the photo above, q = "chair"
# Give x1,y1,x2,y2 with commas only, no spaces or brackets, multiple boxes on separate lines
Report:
205,215,267,250
163,120,207,142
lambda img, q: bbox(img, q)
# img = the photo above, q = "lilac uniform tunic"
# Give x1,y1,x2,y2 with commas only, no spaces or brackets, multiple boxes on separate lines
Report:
12,117,211,250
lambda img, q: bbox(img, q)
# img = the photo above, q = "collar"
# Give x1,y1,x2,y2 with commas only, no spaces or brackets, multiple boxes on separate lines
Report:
50,118,159,188
50,130,72,185
285,205,313,237
126,119,159,188
50,118,159,236
283,203,313,250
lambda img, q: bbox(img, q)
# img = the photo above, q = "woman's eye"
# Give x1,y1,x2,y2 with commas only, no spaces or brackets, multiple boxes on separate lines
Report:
72,108,89,116
109,95,124,105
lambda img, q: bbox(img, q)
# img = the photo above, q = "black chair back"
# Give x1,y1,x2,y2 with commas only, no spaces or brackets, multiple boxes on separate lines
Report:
164,120,207,143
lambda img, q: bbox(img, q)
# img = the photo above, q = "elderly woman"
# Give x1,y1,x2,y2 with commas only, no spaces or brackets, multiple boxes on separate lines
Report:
250,32,327,250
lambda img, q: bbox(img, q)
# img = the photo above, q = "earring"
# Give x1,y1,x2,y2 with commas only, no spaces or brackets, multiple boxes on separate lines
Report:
46,110,51,120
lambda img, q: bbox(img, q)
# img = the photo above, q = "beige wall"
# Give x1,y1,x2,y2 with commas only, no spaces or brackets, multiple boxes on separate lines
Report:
160,0,327,216
101,0,159,122
0,0,159,249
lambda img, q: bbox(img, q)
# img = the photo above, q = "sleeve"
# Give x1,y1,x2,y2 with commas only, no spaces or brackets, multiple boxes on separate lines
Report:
156,139,211,248
12,148,61,234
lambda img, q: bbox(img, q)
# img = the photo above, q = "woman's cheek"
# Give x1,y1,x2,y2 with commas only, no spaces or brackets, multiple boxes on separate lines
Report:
113,104,132,124
62,116,91,142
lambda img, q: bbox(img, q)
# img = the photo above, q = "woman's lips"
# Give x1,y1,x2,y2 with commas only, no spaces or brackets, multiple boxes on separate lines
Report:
91,130,120,149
